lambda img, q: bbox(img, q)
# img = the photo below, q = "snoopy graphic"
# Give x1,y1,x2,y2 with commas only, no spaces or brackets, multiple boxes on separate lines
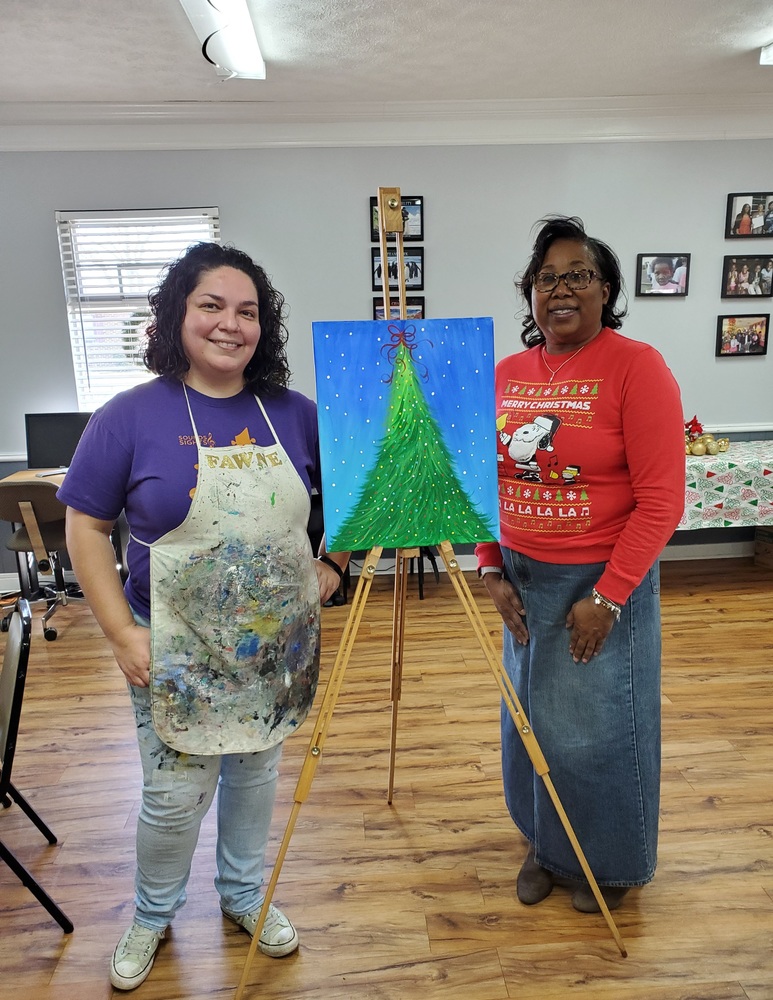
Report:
499,413,561,482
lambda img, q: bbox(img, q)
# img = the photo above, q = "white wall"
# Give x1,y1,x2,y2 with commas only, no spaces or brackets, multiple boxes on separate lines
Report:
1,139,772,458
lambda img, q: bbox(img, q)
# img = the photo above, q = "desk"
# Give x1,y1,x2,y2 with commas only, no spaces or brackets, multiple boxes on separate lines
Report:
1,469,67,489
679,441,773,529
0,469,68,598
1,470,127,586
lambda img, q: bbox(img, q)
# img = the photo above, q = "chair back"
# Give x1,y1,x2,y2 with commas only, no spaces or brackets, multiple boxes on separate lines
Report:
0,600,32,791
0,479,67,527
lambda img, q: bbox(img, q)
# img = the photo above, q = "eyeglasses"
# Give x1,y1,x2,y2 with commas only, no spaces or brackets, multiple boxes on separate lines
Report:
533,268,599,293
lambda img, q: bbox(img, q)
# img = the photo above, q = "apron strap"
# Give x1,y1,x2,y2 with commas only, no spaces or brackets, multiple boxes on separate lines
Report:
130,385,281,551
253,394,280,442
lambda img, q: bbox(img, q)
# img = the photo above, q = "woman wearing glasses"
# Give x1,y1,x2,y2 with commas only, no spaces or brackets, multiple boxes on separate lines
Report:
476,216,684,913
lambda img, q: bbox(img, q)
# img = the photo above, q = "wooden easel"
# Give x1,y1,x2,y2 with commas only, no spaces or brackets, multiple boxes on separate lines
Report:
233,190,626,999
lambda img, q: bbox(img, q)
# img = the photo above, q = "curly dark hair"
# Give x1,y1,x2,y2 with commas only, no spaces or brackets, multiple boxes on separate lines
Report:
516,216,627,348
143,242,291,395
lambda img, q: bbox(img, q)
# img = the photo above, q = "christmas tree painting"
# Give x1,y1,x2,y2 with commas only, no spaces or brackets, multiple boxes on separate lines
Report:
313,318,498,551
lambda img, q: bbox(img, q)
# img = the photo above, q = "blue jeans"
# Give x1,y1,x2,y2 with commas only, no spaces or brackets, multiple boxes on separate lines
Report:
127,614,283,931
500,549,662,886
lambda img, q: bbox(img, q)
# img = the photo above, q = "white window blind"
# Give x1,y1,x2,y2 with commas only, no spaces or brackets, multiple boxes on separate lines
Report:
56,208,220,410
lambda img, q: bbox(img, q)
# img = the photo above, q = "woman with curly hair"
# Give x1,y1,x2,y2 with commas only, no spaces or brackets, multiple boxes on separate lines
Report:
59,242,348,990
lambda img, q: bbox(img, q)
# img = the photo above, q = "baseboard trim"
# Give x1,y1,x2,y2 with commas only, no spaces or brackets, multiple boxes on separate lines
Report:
0,570,78,597
343,541,756,578
0,541,755,597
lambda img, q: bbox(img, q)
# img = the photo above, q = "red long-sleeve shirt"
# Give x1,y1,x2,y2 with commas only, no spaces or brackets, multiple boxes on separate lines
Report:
475,328,685,605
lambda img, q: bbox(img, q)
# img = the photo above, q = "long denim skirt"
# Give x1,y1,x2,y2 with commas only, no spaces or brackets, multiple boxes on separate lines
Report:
501,548,662,886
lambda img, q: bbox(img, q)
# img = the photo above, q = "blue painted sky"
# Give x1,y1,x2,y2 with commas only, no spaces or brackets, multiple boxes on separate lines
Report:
312,317,498,539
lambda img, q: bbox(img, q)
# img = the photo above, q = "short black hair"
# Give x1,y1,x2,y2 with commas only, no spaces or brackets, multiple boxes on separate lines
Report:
144,242,291,395
516,216,627,348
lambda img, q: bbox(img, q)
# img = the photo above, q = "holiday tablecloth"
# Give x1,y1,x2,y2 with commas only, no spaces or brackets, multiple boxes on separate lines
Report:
680,440,773,529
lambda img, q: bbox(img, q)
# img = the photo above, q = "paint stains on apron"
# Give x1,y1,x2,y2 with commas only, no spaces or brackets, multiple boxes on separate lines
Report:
135,387,320,754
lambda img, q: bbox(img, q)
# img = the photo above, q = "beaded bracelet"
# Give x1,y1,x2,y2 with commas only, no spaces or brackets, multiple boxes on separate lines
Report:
591,588,621,622
318,555,344,581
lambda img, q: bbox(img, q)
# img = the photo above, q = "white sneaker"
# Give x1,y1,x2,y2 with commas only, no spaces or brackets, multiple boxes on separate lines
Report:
222,901,299,957
110,922,165,990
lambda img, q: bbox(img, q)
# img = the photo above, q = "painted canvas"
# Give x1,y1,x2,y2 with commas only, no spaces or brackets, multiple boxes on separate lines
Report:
312,317,499,551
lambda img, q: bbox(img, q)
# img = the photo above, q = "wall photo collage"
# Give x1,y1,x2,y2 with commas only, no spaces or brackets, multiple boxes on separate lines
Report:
635,191,771,358
370,195,425,321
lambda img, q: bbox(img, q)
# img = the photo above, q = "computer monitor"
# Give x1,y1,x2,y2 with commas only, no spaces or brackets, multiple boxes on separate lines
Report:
24,411,93,469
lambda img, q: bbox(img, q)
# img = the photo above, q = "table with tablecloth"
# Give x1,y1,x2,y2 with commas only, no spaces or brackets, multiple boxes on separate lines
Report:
679,440,773,529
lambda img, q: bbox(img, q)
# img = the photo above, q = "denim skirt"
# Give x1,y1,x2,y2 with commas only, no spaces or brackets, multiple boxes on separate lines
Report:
500,548,662,886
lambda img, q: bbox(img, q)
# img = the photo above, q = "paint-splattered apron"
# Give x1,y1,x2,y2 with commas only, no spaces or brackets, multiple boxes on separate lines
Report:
135,388,320,755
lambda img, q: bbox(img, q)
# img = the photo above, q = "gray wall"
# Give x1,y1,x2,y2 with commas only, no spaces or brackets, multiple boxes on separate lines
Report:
1,139,772,570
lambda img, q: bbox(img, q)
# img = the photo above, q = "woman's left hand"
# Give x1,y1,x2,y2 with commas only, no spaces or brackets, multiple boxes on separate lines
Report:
315,559,344,604
565,596,617,664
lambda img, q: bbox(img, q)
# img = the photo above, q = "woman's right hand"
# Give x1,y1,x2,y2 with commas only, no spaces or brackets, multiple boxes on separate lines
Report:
65,509,152,687
110,623,152,687
483,574,529,644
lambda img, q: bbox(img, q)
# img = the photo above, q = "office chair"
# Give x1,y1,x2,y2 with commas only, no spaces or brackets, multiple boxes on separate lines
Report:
0,478,79,641
408,546,440,600
0,599,73,932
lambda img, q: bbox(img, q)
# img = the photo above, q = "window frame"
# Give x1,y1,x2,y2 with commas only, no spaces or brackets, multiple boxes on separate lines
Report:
56,207,220,410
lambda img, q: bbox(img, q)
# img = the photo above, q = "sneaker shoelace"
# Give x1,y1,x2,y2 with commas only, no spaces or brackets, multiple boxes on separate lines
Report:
261,905,291,942
118,925,160,962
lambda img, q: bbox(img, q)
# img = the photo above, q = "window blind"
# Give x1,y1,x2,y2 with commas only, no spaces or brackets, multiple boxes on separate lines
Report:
56,208,220,410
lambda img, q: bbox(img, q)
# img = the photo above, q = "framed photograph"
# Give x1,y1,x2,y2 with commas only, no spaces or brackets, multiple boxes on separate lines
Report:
371,246,424,291
715,314,769,356
721,255,773,297
635,254,690,296
370,195,424,242
725,193,773,238
372,296,426,321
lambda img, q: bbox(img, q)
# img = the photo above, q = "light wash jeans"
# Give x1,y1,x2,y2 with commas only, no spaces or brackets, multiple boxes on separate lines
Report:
127,614,283,932
500,549,662,886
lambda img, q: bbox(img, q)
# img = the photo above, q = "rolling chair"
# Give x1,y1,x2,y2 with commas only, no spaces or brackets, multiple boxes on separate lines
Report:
0,599,73,931
0,478,80,641
408,546,440,600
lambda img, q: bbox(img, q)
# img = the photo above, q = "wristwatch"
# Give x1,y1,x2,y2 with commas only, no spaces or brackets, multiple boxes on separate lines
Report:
479,566,504,579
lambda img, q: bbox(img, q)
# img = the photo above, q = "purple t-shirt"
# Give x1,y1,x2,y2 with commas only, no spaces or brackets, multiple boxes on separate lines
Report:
58,377,320,618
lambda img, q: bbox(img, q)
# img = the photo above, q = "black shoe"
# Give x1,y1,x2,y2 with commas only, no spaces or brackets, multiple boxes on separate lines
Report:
571,884,630,913
516,846,554,905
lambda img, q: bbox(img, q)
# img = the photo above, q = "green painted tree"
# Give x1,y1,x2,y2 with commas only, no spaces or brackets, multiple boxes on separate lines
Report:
331,341,496,550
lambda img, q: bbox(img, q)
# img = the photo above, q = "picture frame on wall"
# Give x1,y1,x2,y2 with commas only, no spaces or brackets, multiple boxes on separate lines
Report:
721,255,773,297
725,193,773,238
373,296,426,320
635,254,690,296
715,314,769,357
371,246,424,291
370,195,424,242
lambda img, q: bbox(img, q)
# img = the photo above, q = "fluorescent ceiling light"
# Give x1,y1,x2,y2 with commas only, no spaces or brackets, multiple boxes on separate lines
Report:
761,42,773,65
179,0,266,79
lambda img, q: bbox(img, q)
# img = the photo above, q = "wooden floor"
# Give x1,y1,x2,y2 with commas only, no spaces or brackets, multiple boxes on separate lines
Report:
1,558,772,1000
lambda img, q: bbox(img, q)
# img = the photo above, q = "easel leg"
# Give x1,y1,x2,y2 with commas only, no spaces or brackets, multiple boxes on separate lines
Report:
387,548,417,803
233,546,383,1000
436,541,627,957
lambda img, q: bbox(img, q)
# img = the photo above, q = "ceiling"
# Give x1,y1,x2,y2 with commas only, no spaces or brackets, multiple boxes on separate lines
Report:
3,0,773,149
